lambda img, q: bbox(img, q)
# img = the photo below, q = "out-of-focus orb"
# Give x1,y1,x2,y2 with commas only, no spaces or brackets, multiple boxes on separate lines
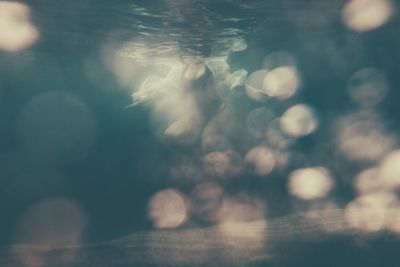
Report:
203,150,242,179
263,50,297,70
191,182,223,222
15,198,87,246
288,167,333,200
14,197,87,267
379,150,400,188
337,113,394,162
0,1,39,52
348,68,389,107
344,192,397,233
354,167,386,194
201,134,231,153
148,189,188,229
169,163,202,184
265,119,294,149
245,69,269,101
103,46,144,88
263,66,300,100
280,104,318,137
342,0,394,32
246,107,275,141
17,91,97,164
216,195,265,223
245,146,275,176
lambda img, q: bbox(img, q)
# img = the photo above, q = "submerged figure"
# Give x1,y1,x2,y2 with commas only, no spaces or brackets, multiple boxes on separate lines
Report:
129,55,246,144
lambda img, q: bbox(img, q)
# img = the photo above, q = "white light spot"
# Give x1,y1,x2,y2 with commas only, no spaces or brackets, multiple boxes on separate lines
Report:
263,66,300,100
379,150,400,188
289,167,333,200
148,189,188,229
342,0,394,32
280,104,318,137
0,1,39,52
245,146,275,176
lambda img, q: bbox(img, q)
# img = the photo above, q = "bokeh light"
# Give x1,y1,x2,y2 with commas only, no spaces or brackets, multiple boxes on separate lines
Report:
379,150,400,188
344,192,398,233
342,0,395,32
245,146,275,176
347,68,389,107
13,197,87,267
246,107,276,141
215,195,267,260
245,69,269,101
262,66,300,100
280,104,318,137
191,182,224,223
354,167,386,195
203,150,243,179
0,1,39,52
17,91,97,164
288,167,333,200
336,112,394,162
148,189,188,229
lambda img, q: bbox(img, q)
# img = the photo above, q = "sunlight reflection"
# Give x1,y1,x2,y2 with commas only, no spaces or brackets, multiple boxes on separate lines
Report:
148,189,188,229
342,0,395,32
0,1,39,52
245,146,275,176
347,68,389,107
280,104,318,137
288,167,333,200
13,197,87,267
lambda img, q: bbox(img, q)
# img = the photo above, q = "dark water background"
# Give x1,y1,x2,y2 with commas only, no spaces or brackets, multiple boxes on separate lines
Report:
1,0,400,266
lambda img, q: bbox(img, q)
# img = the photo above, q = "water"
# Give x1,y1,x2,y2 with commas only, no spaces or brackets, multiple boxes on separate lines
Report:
0,0,400,266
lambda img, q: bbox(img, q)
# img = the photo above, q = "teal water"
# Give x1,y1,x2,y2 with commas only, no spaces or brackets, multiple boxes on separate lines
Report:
0,0,400,266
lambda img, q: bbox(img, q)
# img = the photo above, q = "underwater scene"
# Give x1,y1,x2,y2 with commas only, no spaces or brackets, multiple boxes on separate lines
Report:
0,0,400,266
